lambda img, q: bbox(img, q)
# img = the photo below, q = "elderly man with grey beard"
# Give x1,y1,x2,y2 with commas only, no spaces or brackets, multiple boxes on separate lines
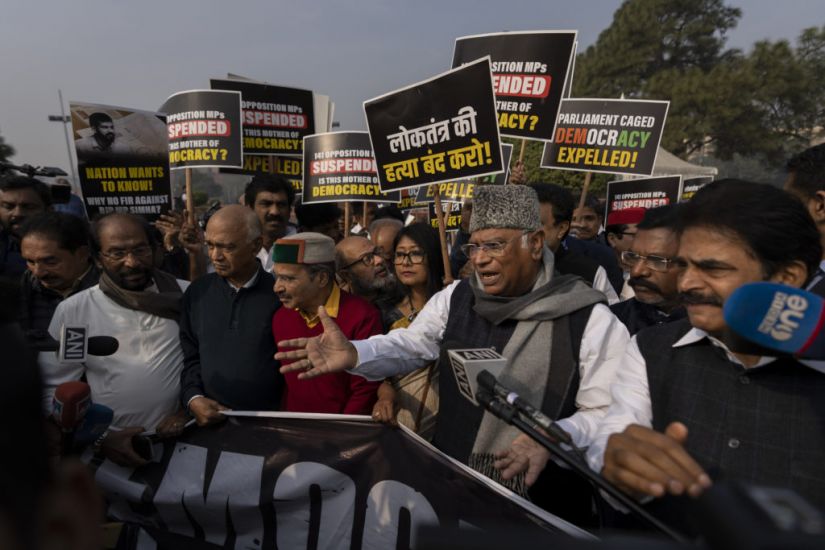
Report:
335,235,403,330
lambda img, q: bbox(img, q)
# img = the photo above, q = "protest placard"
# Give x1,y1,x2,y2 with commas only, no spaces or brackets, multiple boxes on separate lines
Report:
160,90,243,169
219,155,303,193
70,101,171,221
210,78,315,157
417,142,515,203
428,201,463,232
302,132,400,204
453,31,577,141
680,176,714,201
397,188,424,212
605,175,683,221
542,98,669,176
364,57,503,192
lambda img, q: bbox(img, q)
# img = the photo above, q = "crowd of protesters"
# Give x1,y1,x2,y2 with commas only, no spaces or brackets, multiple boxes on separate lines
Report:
2,142,825,547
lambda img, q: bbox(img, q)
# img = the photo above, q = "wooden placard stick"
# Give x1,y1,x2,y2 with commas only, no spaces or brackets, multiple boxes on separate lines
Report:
362,201,370,234
577,171,593,211
184,167,200,281
433,187,454,284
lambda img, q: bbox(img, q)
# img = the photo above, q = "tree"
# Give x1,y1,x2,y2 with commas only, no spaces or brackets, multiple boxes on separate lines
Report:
573,0,824,165
574,0,741,99
0,132,14,163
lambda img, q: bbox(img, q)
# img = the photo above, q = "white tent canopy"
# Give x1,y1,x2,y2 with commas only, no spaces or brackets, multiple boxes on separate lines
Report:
653,147,718,177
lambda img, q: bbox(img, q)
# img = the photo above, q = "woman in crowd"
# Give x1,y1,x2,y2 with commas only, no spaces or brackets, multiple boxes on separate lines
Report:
371,223,445,440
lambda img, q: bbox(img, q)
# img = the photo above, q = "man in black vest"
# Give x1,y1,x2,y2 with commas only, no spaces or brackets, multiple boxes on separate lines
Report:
275,185,629,521
609,205,686,335
784,143,825,297
590,180,825,517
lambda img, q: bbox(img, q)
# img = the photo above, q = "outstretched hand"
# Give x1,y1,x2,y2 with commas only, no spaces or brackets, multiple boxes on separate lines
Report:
276,306,359,379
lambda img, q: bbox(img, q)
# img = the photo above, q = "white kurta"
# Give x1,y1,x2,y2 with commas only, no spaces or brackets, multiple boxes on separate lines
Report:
350,280,630,448
39,281,188,430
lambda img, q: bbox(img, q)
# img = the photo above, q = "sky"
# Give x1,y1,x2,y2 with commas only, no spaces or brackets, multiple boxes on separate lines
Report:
0,0,822,175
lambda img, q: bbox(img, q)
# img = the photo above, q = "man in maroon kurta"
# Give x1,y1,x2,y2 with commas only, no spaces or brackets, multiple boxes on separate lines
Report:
272,232,382,414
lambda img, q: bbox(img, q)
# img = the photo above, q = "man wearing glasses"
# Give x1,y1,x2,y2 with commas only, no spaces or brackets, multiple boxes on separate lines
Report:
276,185,629,524
39,213,189,467
609,205,686,335
335,235,402,329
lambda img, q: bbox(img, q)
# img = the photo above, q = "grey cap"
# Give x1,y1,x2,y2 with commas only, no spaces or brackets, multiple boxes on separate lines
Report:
469,185,541,233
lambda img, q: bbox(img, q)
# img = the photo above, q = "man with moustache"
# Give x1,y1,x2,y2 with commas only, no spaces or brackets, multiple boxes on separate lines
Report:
244,174,297,272
39,213,189,467
18,212,99,345
272,232,382,414
589,180,825,525
609,205,686,335
179,205,284,425
335,235,403,328
0,175,52,277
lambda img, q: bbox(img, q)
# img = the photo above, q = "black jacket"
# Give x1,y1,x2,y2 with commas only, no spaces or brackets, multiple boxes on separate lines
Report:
179,270,284,411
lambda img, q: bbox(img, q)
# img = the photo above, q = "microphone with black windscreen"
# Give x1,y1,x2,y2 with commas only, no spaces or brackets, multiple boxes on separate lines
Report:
34,327,119,358
476,370,574,446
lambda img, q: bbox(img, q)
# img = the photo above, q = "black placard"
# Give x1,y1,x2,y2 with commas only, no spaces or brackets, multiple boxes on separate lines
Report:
364,58,502,192
605,175,683,220
302,132,400,204
453,31,577,141
70,101,171,221
161,89,243,169
542,98,669,176
210,78,315,157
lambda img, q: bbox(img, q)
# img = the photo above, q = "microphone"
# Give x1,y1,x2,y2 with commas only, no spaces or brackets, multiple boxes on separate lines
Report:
35,334,120,357
476,370,574,446
723,282,825,359
446,348,507,406
73,403,114,451
51,381,91,432
475,390,518,424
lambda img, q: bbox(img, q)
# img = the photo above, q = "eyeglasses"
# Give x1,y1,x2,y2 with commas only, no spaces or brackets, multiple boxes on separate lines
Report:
343,248,379,270
99,245,153,261
621,250,676,272
460,232,528,258
394,250,426,265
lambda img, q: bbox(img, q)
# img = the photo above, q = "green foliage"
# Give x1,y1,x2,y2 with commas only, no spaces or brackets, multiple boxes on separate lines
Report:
192,190,209,207
570,0,824,166
0,133,15,163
